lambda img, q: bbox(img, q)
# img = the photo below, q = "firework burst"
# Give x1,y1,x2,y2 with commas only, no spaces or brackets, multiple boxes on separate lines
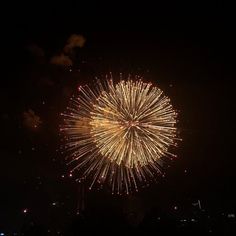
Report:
61,74,179,194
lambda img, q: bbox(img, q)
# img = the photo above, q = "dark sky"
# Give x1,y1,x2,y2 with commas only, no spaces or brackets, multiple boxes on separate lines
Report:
1,1,236,234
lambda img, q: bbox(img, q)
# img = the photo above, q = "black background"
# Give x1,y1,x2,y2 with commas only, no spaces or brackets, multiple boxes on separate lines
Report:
1,1,235,235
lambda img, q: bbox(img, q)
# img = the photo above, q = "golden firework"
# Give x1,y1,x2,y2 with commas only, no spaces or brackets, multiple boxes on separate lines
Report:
61,74,178,194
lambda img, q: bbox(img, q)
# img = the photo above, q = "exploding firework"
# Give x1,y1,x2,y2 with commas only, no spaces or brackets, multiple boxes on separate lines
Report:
61,74,179,194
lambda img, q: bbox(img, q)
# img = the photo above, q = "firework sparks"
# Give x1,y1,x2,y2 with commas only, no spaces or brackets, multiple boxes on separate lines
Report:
61,74,179,194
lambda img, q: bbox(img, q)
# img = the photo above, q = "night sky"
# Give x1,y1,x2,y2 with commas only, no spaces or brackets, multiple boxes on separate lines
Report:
1,2,236,235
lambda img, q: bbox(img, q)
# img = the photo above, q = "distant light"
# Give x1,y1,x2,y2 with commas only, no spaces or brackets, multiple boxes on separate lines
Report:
23,208,28,213
69,173,73,177
180,219,187,222
228,213,235,218
174,206,178,210
0,233,5,236
52,202,57,206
